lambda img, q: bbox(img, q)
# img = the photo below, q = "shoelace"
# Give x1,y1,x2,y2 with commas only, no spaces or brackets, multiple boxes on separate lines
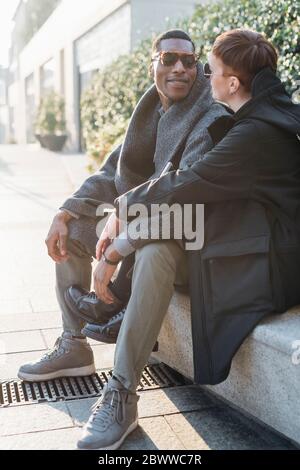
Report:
109,307,126,324
84,289,124,305
85,291,98,300
90,384,126,430
40,337,65,362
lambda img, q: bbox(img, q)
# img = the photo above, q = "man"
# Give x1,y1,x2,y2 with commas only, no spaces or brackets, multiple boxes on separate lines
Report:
18,28,228,399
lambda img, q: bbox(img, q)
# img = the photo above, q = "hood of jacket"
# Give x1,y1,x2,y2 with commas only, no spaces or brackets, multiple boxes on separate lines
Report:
234,67,300,136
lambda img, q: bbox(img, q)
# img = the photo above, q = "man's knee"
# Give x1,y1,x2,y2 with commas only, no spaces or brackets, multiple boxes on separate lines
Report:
66,238,92,259
67,216,97,257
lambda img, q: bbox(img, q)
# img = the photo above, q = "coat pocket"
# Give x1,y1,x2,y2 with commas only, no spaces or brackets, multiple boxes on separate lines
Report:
201,235,274,316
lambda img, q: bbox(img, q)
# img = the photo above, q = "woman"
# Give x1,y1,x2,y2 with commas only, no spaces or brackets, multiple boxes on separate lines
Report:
76,29,300,451
110,28,300,384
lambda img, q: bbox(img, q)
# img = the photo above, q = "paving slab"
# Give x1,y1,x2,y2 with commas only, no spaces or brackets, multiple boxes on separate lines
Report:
0,312,62,333
0,416,186,450
0,299,33,315
65,386,217,427
120,416,185,450
0,330,45,354
0,350,48,380
0,427,81,450
0,145,297,451
0,402,73,436
165,407,294,450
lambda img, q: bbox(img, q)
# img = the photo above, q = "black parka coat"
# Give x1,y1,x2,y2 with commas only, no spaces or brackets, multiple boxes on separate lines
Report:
115,68,300,385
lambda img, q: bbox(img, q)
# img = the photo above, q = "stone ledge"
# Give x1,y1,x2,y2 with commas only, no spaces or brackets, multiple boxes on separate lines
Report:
151,291,194,379
151,294,300,446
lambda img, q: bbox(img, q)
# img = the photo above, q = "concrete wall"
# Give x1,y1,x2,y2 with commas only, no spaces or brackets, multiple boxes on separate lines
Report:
9,0,200,151
131,0,197,47
0,68,9,143
9,0,129,149
76,3,131,74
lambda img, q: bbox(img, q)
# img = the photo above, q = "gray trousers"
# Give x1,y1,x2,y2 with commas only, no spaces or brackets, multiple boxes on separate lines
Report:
56,237,188,392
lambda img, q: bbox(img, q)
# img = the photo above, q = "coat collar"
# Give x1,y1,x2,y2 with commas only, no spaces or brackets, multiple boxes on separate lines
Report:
234,67,286,121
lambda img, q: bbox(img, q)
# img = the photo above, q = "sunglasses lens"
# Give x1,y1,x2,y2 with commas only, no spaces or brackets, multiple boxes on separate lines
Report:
161,52,197,68
161,52,178,66
182,55,197,68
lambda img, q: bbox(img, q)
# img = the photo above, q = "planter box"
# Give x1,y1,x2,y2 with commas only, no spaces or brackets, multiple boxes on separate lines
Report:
40,134,67,152
35,134,46,148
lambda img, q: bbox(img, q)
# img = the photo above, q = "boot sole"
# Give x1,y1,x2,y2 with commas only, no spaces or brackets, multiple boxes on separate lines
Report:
77,418,139,450
17,364,96,382
82,326,159,352
81,326,117,344
64,290,122,325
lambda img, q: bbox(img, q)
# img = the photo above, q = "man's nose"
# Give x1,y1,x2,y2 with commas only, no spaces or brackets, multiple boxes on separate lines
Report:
172,58,185,73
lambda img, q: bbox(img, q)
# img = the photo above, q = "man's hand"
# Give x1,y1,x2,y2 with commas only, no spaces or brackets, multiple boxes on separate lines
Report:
45,210,73,263
96,211,121,260
93,244,123,303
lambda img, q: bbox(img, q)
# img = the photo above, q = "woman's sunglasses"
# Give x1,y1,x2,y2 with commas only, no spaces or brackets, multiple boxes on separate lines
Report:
203,63,214,77
204,62,244,85
151,51,198,69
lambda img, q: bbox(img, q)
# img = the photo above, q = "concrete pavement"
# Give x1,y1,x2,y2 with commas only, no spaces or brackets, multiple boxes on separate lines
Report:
0,144,297,450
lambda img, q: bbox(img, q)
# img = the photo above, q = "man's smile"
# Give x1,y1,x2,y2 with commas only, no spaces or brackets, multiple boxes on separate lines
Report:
166,77,189,88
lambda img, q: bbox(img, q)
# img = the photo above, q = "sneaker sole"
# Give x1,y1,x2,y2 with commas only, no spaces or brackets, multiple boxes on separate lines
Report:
17,364,96,382
77,418,139,450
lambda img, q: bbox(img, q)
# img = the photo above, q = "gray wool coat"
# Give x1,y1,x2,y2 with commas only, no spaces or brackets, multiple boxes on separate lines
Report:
61,63,229,254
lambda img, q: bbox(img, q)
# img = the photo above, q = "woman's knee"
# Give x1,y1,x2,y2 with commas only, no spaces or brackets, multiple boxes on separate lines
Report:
135,240,184,271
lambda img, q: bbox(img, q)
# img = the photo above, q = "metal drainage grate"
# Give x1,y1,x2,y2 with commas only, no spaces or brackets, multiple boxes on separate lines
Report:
0,363,187,407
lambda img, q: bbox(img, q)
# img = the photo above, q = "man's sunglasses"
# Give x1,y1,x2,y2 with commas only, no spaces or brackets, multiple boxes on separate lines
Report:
151,51,199,69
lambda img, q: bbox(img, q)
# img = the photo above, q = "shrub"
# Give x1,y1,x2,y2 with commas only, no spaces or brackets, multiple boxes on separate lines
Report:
35,91,66,135
80,39,153,168
188,0,299,93
81,0,299,169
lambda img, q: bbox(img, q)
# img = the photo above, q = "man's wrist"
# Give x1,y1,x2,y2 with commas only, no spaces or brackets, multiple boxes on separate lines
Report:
56,209,75,223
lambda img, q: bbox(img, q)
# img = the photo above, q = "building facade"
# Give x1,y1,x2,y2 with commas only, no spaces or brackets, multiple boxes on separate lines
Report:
0,67,9,144
8,0,198,151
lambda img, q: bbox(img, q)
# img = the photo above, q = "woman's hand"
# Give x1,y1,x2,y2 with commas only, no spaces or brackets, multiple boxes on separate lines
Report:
96,211,121,261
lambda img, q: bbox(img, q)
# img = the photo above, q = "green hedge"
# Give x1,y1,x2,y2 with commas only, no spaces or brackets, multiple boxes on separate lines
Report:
81,0,299,168
80,40,152,170
189,0,299,90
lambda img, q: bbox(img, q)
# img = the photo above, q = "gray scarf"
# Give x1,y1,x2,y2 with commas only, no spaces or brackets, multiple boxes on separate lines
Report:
62,62,225,255
115,63,214,195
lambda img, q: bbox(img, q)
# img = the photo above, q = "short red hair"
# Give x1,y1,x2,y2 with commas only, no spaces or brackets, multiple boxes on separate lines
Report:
212,29,278,91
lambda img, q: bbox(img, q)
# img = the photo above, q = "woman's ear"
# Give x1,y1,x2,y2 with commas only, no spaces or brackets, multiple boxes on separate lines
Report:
229,76,240,95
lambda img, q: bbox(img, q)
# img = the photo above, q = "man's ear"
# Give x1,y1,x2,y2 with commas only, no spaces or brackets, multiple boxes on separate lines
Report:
148,62,154,79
